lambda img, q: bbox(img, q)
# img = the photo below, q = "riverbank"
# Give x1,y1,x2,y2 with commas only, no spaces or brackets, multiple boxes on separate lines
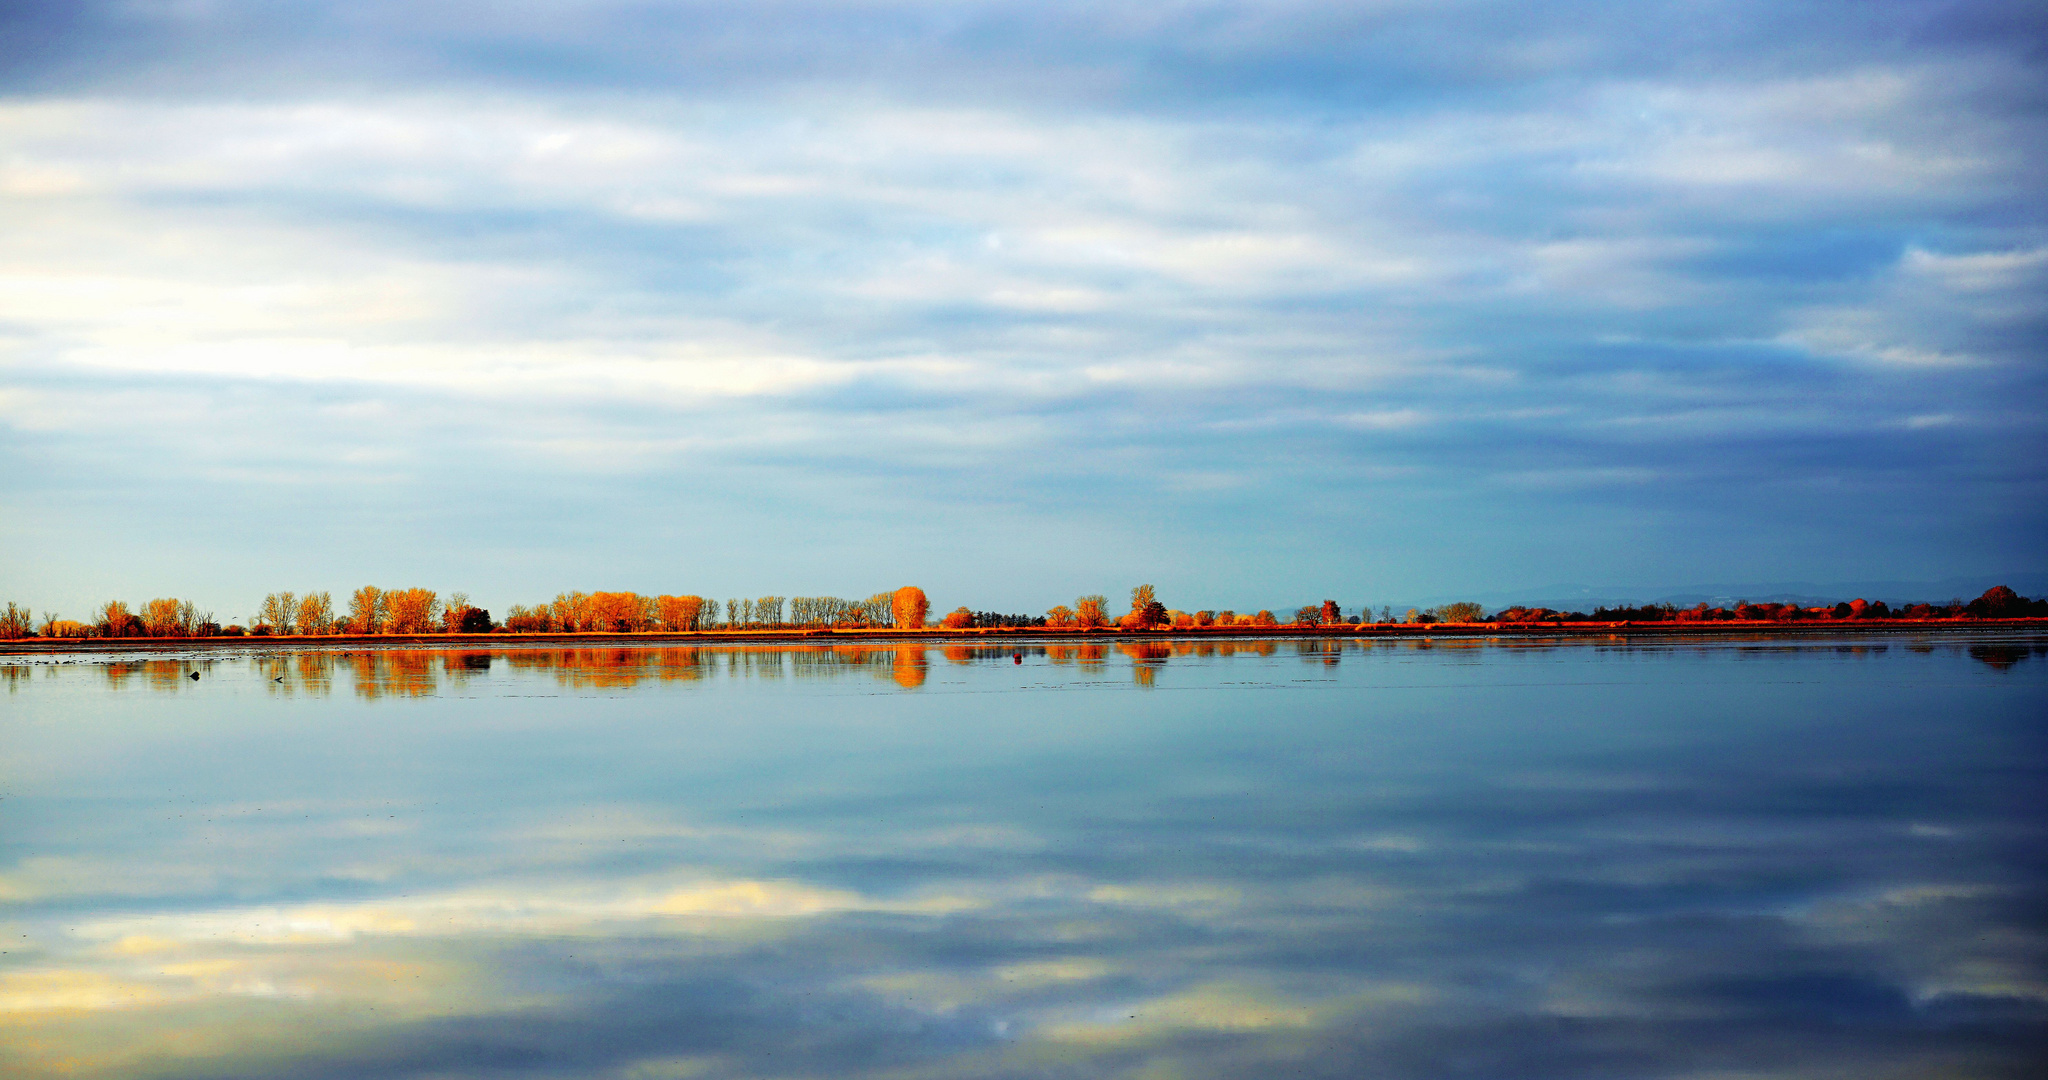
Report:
5,617,2045,655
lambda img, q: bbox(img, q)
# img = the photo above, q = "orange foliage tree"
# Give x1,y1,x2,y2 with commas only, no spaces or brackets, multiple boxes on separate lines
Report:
385,588,440,634
297,592,333,634
1045,604,1075,627
550,591,593,632
588,591,649,632
1130,584,1157,620
348,586,386,633
1074,595,1108,628
892,586,929,629
98,600,143,637
656,595,705,631
941,607,974,628
0,602,32,639
142,598,186,637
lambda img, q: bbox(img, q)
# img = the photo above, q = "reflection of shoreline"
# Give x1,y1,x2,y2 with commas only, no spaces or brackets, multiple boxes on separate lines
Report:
8,635,2042,695
6,618,2048,657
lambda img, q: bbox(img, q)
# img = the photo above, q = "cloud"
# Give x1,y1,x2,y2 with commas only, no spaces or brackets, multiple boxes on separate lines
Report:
1,0,2043,612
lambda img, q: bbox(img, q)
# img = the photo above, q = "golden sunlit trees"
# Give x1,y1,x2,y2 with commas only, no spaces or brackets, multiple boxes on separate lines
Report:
297,592,334,635
588,591,648,632
1251,610,1277,627
503,604,552,632
257,592,297,634
1433,601,1486,623
0,602,31,639
348,586,386,633
551,591,593,633
940,606,974,629
1121,585,1166,629
656,595,704,632
438,593,475,633
142,598,186,637
385,588,440,634
1045,604,1075,627
1074,595,1109,629
97,600,143,637
1320,600,1341,624
892,586,929,630
1215,609,1236,626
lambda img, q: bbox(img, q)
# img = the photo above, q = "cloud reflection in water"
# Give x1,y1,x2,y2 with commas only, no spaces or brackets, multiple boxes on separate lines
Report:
0,634,2043,1078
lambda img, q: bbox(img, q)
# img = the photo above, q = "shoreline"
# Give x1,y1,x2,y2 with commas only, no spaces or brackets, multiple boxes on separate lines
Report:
5,618,2045,656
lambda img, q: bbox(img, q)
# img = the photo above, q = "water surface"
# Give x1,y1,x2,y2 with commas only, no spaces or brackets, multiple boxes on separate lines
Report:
3,634,2045,1078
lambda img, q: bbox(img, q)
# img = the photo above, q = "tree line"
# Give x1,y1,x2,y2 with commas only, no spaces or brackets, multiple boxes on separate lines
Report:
2,583,2038,641
0,586,936,638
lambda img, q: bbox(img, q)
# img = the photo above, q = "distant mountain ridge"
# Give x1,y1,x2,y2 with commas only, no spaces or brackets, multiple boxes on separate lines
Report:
1406,573,2048,615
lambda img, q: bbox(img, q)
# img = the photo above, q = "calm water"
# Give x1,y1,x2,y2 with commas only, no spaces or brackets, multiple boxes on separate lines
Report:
2,634,2044,1079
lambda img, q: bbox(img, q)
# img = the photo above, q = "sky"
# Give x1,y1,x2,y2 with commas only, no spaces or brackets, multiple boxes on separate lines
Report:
2,0,2044,620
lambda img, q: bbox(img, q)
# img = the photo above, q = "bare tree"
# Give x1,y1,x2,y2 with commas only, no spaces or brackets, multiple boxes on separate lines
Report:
257,592,297,634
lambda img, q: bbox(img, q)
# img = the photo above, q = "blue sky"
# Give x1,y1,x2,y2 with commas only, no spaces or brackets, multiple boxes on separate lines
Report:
2,1,2043,619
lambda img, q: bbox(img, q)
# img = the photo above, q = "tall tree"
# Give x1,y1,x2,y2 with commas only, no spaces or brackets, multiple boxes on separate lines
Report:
1074,595,1109,628
386,588,440,634
142,598,185,637
891,586,929,629
1130,584,1157,618
348,586,386,633
0,602,31,639
550,591,592,633
258,592,297,633
298,592,334,635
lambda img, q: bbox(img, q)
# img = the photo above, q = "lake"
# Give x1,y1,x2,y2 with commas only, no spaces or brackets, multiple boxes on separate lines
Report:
3,633,2044,1078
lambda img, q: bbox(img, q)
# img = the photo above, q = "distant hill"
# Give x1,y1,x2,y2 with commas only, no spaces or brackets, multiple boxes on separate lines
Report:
1405,573,2048,615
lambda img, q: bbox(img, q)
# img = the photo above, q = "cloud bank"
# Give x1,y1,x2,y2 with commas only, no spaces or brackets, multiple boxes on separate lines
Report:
1,1,2043,614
